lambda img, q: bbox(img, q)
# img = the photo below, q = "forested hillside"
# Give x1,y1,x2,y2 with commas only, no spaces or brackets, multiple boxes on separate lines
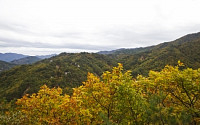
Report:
0,32,200,101
0,60,16,72
1,63,200,124
0,52,117,101
11,56,42,65
111,32,200,76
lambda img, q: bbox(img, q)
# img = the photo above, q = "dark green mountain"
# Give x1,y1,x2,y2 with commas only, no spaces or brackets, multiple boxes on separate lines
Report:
11,56,42,65
113,32,200,76
98,46,154,55
0,52,117,101
0,60,16,72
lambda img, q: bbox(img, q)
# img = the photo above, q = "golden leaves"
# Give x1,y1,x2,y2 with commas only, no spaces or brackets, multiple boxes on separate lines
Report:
15,63,200,124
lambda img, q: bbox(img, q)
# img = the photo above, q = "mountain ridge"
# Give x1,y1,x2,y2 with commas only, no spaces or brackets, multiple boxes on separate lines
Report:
0,53,57,71
0,53,28,62
0,53,57,62
0,52,117,100
0,60,16,72
11,56,42,65
1,32,200,101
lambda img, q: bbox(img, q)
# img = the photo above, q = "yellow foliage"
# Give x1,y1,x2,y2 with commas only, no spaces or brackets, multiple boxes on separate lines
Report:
15,63,200,124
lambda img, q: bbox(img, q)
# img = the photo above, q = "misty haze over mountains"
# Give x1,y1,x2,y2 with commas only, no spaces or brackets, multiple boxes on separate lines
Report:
0,53,56,62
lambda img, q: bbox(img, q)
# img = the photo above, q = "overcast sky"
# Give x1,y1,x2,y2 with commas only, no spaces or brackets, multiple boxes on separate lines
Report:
0,0,200,55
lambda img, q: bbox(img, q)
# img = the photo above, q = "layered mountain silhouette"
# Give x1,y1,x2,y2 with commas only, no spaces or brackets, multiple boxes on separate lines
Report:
1,32,200,101
11,56,42,65
0,53,56,72
0,53,27,62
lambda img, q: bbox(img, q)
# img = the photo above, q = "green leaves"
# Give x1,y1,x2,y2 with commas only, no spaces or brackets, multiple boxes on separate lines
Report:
4,62,199,124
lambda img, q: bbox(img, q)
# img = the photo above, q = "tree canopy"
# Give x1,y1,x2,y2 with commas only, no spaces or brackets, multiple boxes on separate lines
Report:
1,62,200,124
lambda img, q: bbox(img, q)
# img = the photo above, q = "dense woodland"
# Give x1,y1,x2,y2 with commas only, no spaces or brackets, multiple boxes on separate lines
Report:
0,60,16,72
0,32,200,124
11,56,42,65
0,53,117,101
1,63,200,124
0,54,56,72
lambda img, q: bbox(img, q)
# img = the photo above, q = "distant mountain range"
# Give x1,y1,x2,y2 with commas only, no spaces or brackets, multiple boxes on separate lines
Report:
0,53,57,62
10,54,57,65
0,53,28,62
1,32,200,101
37,54,57,59
0,53,56,72
11,56,42,65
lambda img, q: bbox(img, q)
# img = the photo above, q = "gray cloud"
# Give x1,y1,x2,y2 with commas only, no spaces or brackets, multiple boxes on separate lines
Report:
1,23,200,55
98,24,200,48
1,20,200,55
0,37,32,47
0,21,32,34
0,0,200,55
52,32,83,39
0,36,117,51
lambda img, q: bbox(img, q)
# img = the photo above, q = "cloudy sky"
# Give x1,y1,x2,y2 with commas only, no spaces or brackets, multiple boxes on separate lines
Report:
0,0,200,55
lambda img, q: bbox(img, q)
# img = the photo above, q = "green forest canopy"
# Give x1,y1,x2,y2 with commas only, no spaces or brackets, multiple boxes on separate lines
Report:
1,62,200,124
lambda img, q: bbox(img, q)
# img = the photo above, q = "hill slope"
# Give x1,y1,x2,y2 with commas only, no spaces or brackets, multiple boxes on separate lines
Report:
98,46,154,55
0,60,16,72
114,32,200,76
11,56,42,65
0,52,117,100
1,32,200,101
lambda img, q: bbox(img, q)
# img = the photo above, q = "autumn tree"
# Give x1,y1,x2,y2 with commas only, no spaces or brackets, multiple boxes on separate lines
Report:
136,61,200,124
73,63,146,124
16,85,91,124
15,62,200,124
